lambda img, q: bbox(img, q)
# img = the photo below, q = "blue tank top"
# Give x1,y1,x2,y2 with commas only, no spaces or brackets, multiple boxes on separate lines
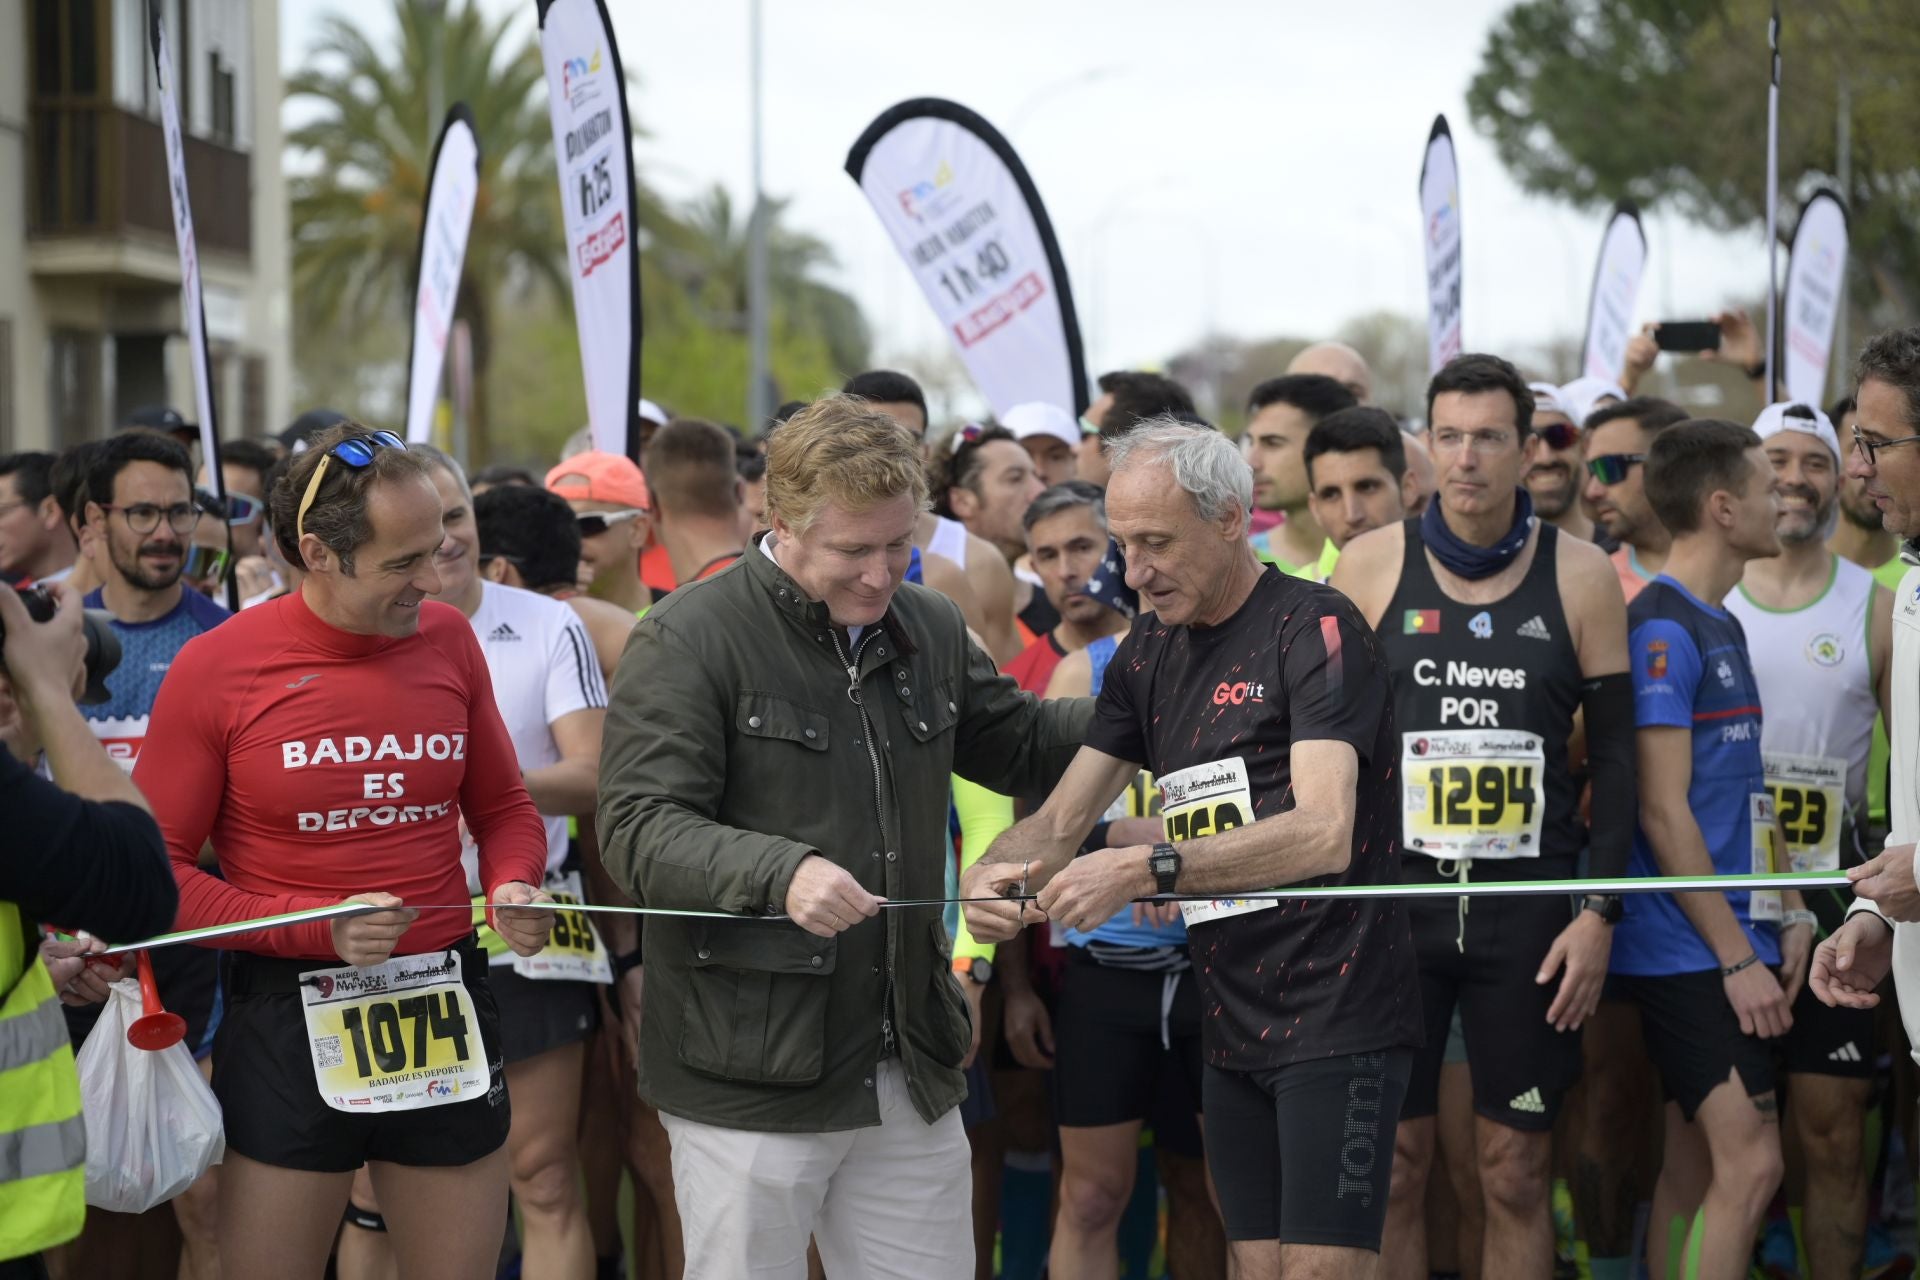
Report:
906,546,923,585
1064,634,1187,950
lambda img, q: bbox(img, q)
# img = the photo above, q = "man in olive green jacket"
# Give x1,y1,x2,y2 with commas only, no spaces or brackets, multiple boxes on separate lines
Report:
597,397,1091,1279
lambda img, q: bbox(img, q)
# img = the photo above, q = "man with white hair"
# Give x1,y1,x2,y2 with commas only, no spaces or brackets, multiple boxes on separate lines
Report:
962,419,1422,1279
1725,401,1893,1279
1288,341,1373,405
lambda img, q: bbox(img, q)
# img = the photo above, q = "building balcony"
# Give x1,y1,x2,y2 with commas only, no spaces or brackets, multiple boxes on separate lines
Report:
27,103,251,280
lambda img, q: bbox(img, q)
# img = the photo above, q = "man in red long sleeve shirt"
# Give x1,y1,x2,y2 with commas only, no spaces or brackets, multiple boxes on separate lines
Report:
133,423,554,1280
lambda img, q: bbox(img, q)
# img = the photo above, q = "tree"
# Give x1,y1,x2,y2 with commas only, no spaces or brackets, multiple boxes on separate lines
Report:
1466,0,1920,320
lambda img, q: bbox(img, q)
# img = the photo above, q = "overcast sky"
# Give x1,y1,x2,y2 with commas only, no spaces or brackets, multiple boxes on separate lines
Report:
281,0,1771,381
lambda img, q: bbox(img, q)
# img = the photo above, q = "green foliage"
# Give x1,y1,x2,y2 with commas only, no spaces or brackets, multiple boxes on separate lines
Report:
1467,0,1920,318
286,0,870,462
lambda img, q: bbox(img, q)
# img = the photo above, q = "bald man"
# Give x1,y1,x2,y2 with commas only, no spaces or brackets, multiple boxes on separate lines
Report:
1288,341,1373,405
1402,430,1436,516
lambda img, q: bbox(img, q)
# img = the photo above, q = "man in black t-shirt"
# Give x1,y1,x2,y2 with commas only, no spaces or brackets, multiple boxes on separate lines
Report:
964,419,1422,1277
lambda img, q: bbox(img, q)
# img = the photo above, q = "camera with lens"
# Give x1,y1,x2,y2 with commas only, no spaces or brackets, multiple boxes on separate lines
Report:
0,584,122,705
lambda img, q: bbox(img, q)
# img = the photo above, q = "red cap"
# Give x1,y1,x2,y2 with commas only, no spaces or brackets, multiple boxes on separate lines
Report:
545,452,650,511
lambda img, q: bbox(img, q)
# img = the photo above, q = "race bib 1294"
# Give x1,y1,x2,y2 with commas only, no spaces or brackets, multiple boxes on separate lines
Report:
1401,729,1545,860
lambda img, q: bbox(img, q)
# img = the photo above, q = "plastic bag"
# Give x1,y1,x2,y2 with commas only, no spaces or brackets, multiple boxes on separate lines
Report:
75,978,225,1213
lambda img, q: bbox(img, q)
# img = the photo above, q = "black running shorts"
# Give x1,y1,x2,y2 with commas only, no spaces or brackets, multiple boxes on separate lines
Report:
1051,946,1204,1156
487,964,599,1066
1202,1048,1413,1248
1608,968,1779,1121
214,936,510,1172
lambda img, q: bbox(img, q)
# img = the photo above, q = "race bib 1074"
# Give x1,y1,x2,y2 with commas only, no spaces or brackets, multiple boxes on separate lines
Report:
300,950,488,1114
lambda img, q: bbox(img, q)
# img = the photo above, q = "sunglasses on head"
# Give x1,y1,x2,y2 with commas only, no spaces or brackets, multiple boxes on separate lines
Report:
577,510,643,537
295,430,405,539
1585,452,1647,486
1533,421,1581,452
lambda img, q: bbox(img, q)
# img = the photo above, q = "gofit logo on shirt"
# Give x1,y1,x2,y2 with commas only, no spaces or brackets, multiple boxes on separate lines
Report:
1212,681,1266,706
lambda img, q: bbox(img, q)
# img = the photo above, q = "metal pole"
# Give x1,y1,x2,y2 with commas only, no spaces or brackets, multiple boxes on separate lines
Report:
745,0,771,431
1763,2,1780,401
1834,77,1851,392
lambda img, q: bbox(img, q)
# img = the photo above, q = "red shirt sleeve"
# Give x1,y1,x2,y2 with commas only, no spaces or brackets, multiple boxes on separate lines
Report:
442,616,548,898
134,631,339,957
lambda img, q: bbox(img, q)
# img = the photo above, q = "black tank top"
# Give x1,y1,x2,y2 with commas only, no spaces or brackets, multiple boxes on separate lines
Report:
1378,519,1584,880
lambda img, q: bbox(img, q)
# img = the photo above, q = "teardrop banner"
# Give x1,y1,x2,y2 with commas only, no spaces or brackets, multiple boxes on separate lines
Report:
1580,201,1648,386
846,98,1088,418
405,105,481,445
537,0,643,459
1419,114,1463,377
1781,188,1849,408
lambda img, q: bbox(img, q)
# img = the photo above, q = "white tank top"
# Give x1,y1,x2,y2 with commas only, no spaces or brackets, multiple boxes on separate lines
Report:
1727,554,1876,846
927,515,969,569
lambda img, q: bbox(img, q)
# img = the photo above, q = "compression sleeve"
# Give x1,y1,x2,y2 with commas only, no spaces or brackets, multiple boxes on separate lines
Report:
452,621,552,898
951,776,1013,963
137,634,341,956
1,743,177,943
1581,672,1636,879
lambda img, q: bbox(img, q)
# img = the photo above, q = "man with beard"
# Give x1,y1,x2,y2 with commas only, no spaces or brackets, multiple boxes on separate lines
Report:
1726,402,1893,1279
1302,407,1419,577
1242,375,1358,576
1581,398,1690,602
1826,396,1904,590
68,430,230,1276
1524,384,1597,544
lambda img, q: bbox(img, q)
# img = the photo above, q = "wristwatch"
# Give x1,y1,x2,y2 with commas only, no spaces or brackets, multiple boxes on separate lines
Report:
953,957,994,985
1581,894,1624,925
1149,842,1182,895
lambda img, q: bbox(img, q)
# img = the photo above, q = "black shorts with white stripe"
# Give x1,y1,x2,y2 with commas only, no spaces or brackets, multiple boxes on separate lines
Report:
1781,973,1877,1080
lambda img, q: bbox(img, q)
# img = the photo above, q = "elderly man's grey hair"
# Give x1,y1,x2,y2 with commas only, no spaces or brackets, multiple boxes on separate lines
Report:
1103,417,1254,522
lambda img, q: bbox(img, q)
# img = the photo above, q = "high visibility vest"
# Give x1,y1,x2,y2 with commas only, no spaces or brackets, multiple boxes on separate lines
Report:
0,902,85,1260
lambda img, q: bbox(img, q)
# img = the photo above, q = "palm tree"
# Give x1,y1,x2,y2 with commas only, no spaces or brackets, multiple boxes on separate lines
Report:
659,184,872,382
287,0,672,457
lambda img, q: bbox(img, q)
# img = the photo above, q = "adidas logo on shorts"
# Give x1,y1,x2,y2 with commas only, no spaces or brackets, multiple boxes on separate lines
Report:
1517,615,1552,641
488,623,520,642
1828,1041,1863,1063
1509,1087,1546,1114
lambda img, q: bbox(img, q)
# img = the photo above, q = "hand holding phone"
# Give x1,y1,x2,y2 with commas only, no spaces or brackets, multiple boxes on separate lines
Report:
1653,321,1723,353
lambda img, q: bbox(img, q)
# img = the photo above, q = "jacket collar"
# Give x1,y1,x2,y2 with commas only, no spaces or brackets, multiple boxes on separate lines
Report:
747,531,919,657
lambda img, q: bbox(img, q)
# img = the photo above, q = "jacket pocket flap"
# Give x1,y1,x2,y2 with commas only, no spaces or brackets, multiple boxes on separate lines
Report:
898,677,960,742
736,692,830,751
690,920,837,975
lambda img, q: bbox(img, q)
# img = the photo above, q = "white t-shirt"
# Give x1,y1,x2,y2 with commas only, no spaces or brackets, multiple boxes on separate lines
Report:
461,582,607,889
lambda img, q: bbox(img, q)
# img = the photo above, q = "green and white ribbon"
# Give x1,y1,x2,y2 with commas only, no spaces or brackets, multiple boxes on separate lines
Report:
95,870,1856,954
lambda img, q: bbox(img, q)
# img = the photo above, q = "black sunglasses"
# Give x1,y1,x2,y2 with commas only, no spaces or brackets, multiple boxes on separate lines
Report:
1533,422,1581,452
1586,453,1647,486
577,510,643,537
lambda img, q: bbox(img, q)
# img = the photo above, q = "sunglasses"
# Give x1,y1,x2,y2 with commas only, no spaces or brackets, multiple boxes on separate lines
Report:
577,510,643,537
1533,422,1581,452
184,543,230,585
295,430,405,538
1585,453,1646,485
223,490,265,526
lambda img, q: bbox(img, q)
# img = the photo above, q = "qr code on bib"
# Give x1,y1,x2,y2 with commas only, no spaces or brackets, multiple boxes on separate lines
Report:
314,1035,344,1071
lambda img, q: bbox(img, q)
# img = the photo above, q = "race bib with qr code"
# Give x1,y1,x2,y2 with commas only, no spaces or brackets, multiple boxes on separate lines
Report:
300,950,488,1114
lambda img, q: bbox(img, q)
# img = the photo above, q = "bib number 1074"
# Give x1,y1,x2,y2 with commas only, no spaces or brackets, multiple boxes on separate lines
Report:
1423,764,1536,828
337,991,471,1079
1165,802,1245,842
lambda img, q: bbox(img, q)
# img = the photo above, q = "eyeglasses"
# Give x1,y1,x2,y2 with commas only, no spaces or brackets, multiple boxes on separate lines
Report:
1532,422,1581,452
98,502,202,536
576,510,643,537
1851,423,1920,467
1585,453,1647,486
296,430,405,538
1429,428,1517,455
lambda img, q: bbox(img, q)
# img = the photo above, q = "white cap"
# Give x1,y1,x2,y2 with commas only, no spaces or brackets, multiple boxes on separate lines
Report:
1527,381,1567,417
1752,400,1841,466
1003,402,1079,451
1558,376,1628,428
639,398,668,427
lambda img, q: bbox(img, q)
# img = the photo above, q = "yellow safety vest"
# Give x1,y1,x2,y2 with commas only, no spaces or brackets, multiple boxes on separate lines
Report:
0,902,85,1260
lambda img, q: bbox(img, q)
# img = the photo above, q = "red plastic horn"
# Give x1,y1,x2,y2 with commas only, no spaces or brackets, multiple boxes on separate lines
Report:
126,950,187,1051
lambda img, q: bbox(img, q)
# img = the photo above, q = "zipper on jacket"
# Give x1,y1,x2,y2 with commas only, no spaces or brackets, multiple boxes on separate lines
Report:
831,628,897,1057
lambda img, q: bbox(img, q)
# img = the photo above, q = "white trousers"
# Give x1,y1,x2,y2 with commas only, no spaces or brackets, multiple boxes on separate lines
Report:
659,1060,974,1279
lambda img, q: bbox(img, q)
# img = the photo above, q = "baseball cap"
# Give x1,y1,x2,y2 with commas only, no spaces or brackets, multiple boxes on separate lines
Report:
639,399,668,427
1527,382,1568,418
124,405,198,442
1752,400,1841,466
545,452,650,511
1003,402,1079,452
1558,377,1629,428
280,408,351,456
